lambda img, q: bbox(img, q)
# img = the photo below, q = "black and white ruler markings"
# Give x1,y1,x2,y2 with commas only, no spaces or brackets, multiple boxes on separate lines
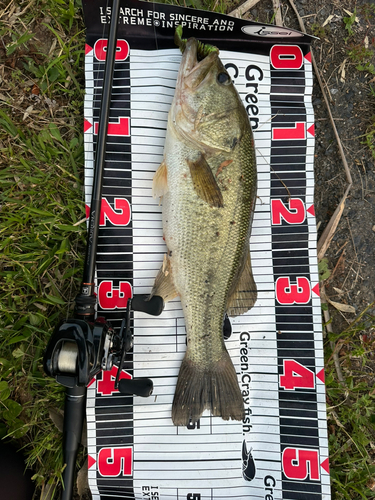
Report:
83,36,330,500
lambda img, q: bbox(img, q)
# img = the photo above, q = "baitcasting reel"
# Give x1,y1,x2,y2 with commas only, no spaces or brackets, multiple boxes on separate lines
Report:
44,294,163,397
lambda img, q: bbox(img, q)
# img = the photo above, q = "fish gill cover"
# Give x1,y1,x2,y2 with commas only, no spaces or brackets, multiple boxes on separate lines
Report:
81,1,329,499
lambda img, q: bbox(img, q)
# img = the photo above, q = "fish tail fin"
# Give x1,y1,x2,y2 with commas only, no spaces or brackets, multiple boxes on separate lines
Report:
172,350,244,426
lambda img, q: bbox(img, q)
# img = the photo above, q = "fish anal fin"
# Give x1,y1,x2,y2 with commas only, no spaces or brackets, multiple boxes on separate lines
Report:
187,154,224,208
227,249,257,317
152,160,168,198
149,254,178,303
172,350,244,426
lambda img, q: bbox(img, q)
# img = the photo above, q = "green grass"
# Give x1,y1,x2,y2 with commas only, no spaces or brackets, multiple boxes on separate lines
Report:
0,0,86,495
0,0,375,499
320,7,375,497
343,8,358,40
342,4,375,160
325,304,375,499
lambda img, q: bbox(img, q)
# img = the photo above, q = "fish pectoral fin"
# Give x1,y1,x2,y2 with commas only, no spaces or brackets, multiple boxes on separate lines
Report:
227,249,257,317
152,160,168,198
149,254,178,303
187,154,224,208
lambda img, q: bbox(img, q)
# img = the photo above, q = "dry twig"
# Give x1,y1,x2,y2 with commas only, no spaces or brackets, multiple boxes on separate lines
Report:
326,248,346,282
318,184,351,261
229,0,261,18
272,0,283,26
320,285,351,399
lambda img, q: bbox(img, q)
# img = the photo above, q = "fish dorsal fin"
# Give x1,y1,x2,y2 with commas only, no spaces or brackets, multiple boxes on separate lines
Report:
187,154,224,208
152,160,168,198
149,253,178,303
226,248,257,317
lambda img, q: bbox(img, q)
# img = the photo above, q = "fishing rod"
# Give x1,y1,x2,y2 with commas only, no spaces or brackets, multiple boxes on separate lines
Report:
43,1,162,498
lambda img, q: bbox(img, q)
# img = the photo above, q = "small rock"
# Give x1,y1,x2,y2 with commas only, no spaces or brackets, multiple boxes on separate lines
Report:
372,225,375,232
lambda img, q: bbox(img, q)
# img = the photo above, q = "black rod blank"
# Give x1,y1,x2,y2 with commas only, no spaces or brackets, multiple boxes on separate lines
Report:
81,0,121,295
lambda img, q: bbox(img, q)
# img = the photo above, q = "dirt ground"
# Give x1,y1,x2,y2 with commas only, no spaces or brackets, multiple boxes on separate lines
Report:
249,0,375,333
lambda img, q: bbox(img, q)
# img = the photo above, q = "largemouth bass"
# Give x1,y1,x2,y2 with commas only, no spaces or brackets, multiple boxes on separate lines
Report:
151,29,257,426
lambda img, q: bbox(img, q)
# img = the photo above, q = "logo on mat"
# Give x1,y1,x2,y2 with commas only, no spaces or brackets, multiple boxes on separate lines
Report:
242,25,302,37
242,440,256,481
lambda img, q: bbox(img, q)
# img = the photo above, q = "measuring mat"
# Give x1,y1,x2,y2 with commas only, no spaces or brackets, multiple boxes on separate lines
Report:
82,1,329,498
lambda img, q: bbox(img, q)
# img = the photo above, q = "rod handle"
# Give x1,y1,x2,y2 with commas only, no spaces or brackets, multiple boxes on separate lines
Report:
61,386,86,500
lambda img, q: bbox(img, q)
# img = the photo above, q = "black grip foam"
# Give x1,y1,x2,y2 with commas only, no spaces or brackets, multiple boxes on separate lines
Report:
118,377,153,397
132,295,164,316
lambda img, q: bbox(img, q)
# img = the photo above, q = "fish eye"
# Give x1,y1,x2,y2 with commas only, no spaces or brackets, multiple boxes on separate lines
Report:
217,72,231,85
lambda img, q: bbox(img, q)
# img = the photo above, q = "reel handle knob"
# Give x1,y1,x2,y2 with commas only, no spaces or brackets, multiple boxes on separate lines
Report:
132,295,164,316
118,377,153,397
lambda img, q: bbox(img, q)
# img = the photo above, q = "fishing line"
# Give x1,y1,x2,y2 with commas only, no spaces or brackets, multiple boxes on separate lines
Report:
254,146,292,200
152,0,159,52
65,242,78,321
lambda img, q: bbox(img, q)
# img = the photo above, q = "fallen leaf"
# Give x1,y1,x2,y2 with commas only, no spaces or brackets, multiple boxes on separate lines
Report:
339,59,347,83
34,302,47,311
77,457,89,496
49,408,64,433
322,14,334,27
40,483,53,500
48,38,57,56
327,298,355,313
317,187,350,261
367,478,375,492
23,105,33,121
49,409,87,446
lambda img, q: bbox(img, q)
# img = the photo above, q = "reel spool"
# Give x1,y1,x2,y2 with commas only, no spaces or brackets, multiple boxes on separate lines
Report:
57,342,79,374
43,319,99,388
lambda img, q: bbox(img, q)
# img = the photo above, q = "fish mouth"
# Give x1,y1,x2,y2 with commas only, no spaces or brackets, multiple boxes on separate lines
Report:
171,38,219,138
178,38,219,90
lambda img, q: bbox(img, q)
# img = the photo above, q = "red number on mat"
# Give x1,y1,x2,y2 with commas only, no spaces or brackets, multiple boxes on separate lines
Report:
98,280,132,310
271,198,305,225
282,447,320,480
100,198,131,226
276,277,311,304
270,45,303,69
94,117,130,137
94,39,129,61
97,366,132,396
86,198,131,227
272,122,306,141
98,447,133,476
279,360,315,390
